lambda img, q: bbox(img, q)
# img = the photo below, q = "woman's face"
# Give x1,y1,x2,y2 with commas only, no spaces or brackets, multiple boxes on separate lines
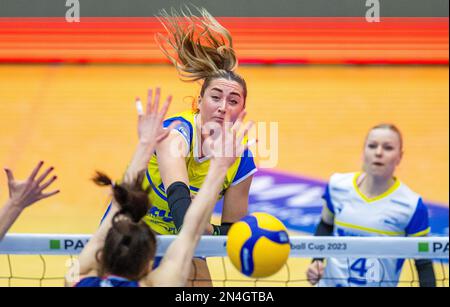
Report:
363,128,403,178
198,78,245,126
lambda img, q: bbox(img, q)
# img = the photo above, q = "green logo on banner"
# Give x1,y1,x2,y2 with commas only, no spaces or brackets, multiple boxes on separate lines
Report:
418,242,429,252
50,240,61,250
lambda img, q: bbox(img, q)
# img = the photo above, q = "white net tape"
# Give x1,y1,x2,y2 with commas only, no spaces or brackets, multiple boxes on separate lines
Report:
0,234,447,287
1,234,448,259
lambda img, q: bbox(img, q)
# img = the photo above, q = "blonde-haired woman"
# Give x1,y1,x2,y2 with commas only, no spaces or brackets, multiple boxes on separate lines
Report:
307,124,436,287
102,7,256,286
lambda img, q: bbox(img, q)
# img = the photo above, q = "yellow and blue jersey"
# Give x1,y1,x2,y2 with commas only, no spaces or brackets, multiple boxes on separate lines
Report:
319,172,430,287
142,110,257,235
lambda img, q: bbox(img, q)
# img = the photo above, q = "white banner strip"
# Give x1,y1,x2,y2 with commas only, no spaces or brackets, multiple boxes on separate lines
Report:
0,234,448,259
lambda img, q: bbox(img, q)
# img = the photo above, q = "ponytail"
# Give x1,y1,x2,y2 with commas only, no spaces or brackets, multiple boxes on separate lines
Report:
92,171,156,280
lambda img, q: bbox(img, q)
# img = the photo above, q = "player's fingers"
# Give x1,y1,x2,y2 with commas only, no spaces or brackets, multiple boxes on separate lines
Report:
224,108,231,127
307,269,316,279
202,137,214,159
153,87,161,113
237,109,247,122
146,89,153,115
36,166,54,185
244,138,257,151
156,121,180,143
159,95,173,120
235,122,254,157
39,175,57,191
39,189,60,200
310,262,320,273
4,168,14,183
136,97,144,117
232,110,247,132
315,261,324,276
306,270,317,284
242,120,254,135
310,266,321,279
239,138,257,155
237,121,254,143
29,161,44,182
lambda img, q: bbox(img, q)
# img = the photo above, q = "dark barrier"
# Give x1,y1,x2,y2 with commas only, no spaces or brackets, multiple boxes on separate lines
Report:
0,0,448,17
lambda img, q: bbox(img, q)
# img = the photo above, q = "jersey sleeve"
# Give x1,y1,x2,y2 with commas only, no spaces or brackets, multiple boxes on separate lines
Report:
163,116,193,153
231,149,257,186
322,183,335,215
406,198,431,237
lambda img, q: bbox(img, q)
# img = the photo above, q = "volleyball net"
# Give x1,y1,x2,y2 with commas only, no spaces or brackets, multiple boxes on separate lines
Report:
0,234,448,287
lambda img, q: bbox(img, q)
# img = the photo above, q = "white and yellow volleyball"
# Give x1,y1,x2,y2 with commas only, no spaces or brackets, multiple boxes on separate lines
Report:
226,212,291,278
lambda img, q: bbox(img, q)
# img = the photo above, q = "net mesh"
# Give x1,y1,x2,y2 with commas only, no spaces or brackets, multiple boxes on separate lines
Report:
0,234,448,287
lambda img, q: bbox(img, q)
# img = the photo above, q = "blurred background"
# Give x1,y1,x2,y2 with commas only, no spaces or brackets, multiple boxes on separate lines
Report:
0,0,448,286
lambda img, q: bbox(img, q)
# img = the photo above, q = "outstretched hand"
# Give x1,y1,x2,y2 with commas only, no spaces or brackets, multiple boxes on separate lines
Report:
4,161,59,210
136,87,180,146
203,110,255,170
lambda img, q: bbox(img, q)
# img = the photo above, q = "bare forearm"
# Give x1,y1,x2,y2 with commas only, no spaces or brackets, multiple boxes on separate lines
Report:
78,202,119,274
123,142,156,184
0,200,24,240
81,141,153,258
78,141,145,273
163,163,227,276
78,141,152,273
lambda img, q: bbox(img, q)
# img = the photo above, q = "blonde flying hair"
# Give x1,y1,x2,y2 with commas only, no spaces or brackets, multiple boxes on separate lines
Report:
155,6,247,109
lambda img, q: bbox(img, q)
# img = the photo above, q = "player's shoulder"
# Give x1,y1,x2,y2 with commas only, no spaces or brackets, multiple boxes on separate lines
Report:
391,179,422,208
328,172,357,191
163,110,196,149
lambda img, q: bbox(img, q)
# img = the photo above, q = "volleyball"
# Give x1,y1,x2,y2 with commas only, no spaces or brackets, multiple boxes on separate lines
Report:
226,212,291,278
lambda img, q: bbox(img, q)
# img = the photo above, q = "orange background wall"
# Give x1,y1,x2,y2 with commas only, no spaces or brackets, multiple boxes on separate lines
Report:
0,17,448,64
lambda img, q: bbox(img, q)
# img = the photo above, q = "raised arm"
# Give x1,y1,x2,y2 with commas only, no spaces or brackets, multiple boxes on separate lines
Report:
218,174,254,234
71,88,178,282
125,88,179,183
0,161,59,240
154,126,191,233
150,110,254,286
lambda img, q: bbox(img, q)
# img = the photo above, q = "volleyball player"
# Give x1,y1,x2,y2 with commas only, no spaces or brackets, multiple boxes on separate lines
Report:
102,6,256,285
72,89,254,287
307,124,436,287
0,161,59,240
